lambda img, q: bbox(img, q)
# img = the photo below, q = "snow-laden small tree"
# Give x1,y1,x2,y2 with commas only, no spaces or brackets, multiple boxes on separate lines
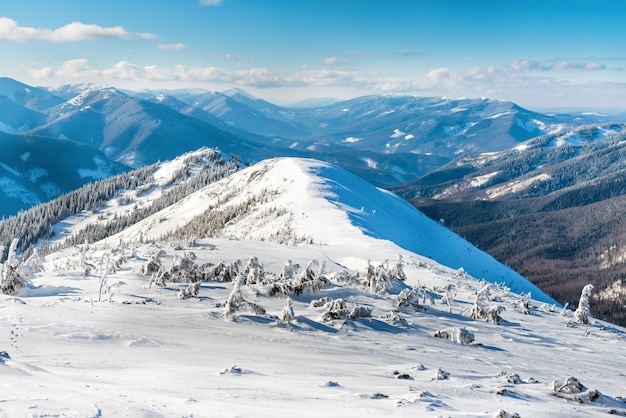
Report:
574,284,594,324
469,284,504,324
281,298,295,323
222,273,266,319
388,255,407,281
0,239,31,294
223,274,246,318
243,256,264,285
24,247,45,273
396,288,426,313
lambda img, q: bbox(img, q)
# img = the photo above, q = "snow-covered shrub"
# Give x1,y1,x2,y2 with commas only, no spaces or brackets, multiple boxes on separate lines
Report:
0,239,31,294
347,306,372,320
269,260,329,297
310,297,332,308
434,368,450,380
388,255,408,281
97,267,126,303
223,274,246,318
440,285,456,313
213,260,241,282
24,247,45,273
574,284,594,324
331,270,361,286
380,311,407,326
519,293,531,315
178,282,200,299
396,288,426,313
268,280,293,297
321,298,349,321
280,298,295,323
494,410,520,418
141,251,164,276
243,256,264,285
222,274,266,319
554,376,585,394
292,261,329,296
433,327,475,345
149,267,171,288
171,252,203,282
470,284,505,324
552,376,602,403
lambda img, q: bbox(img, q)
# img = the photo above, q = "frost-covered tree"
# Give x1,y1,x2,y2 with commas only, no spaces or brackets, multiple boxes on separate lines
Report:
470,284,504,324
1,239,31,294
281,298,295,323
243,256,264,285
574,284,594,324
178,282,200,299
396,288,426,313
388,255,407,281
222,274,265,319
171,252,202,282
24,247,45,273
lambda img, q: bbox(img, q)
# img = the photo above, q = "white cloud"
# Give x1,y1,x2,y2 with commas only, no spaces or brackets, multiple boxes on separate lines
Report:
0,17,155,42
26,56,619,110
199,0,223,5
158,43,187,51
550,60,606,71
584,62,605,70
321,56,349,66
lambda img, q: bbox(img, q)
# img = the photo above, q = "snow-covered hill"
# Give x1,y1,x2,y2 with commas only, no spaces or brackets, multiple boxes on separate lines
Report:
3,152,625,416
100,157,551,302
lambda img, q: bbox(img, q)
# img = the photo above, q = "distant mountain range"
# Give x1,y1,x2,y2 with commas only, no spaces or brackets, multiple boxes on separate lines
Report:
0,76,614,219
395,123,626,324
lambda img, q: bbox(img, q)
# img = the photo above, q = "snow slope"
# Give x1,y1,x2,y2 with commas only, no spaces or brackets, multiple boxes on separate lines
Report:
2,156,625,417
106,157,553,303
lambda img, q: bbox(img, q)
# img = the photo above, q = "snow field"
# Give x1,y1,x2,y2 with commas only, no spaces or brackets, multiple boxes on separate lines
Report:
2,238,626,417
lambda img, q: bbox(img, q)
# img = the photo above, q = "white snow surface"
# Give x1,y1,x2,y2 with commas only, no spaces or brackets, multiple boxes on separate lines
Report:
2,156,626,417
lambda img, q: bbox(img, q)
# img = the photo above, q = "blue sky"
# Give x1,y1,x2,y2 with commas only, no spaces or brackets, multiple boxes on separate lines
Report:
1,0,624,110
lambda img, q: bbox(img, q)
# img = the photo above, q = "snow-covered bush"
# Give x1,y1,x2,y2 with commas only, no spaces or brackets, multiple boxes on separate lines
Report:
574,284,594,324
379,311,407,326
347,306,372,320
222,274,266,319
494,410,520,418
24,247,45,273
292,261,329,296
268,260,329,297
280,298,295,323
243,256,264,285
178,282,200,299
321,298,349,321
388,255,408,281
396,288,426,313
552,376,601,403
433,327,475,345
0,239,31,294
213,260,241,282
310,297,332,308
470,284,505,324
148,267,171,288
171,252,203,282
141,250,165,276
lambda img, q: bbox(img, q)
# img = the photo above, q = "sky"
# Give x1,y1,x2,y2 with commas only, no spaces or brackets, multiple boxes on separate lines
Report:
0,0,625,111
